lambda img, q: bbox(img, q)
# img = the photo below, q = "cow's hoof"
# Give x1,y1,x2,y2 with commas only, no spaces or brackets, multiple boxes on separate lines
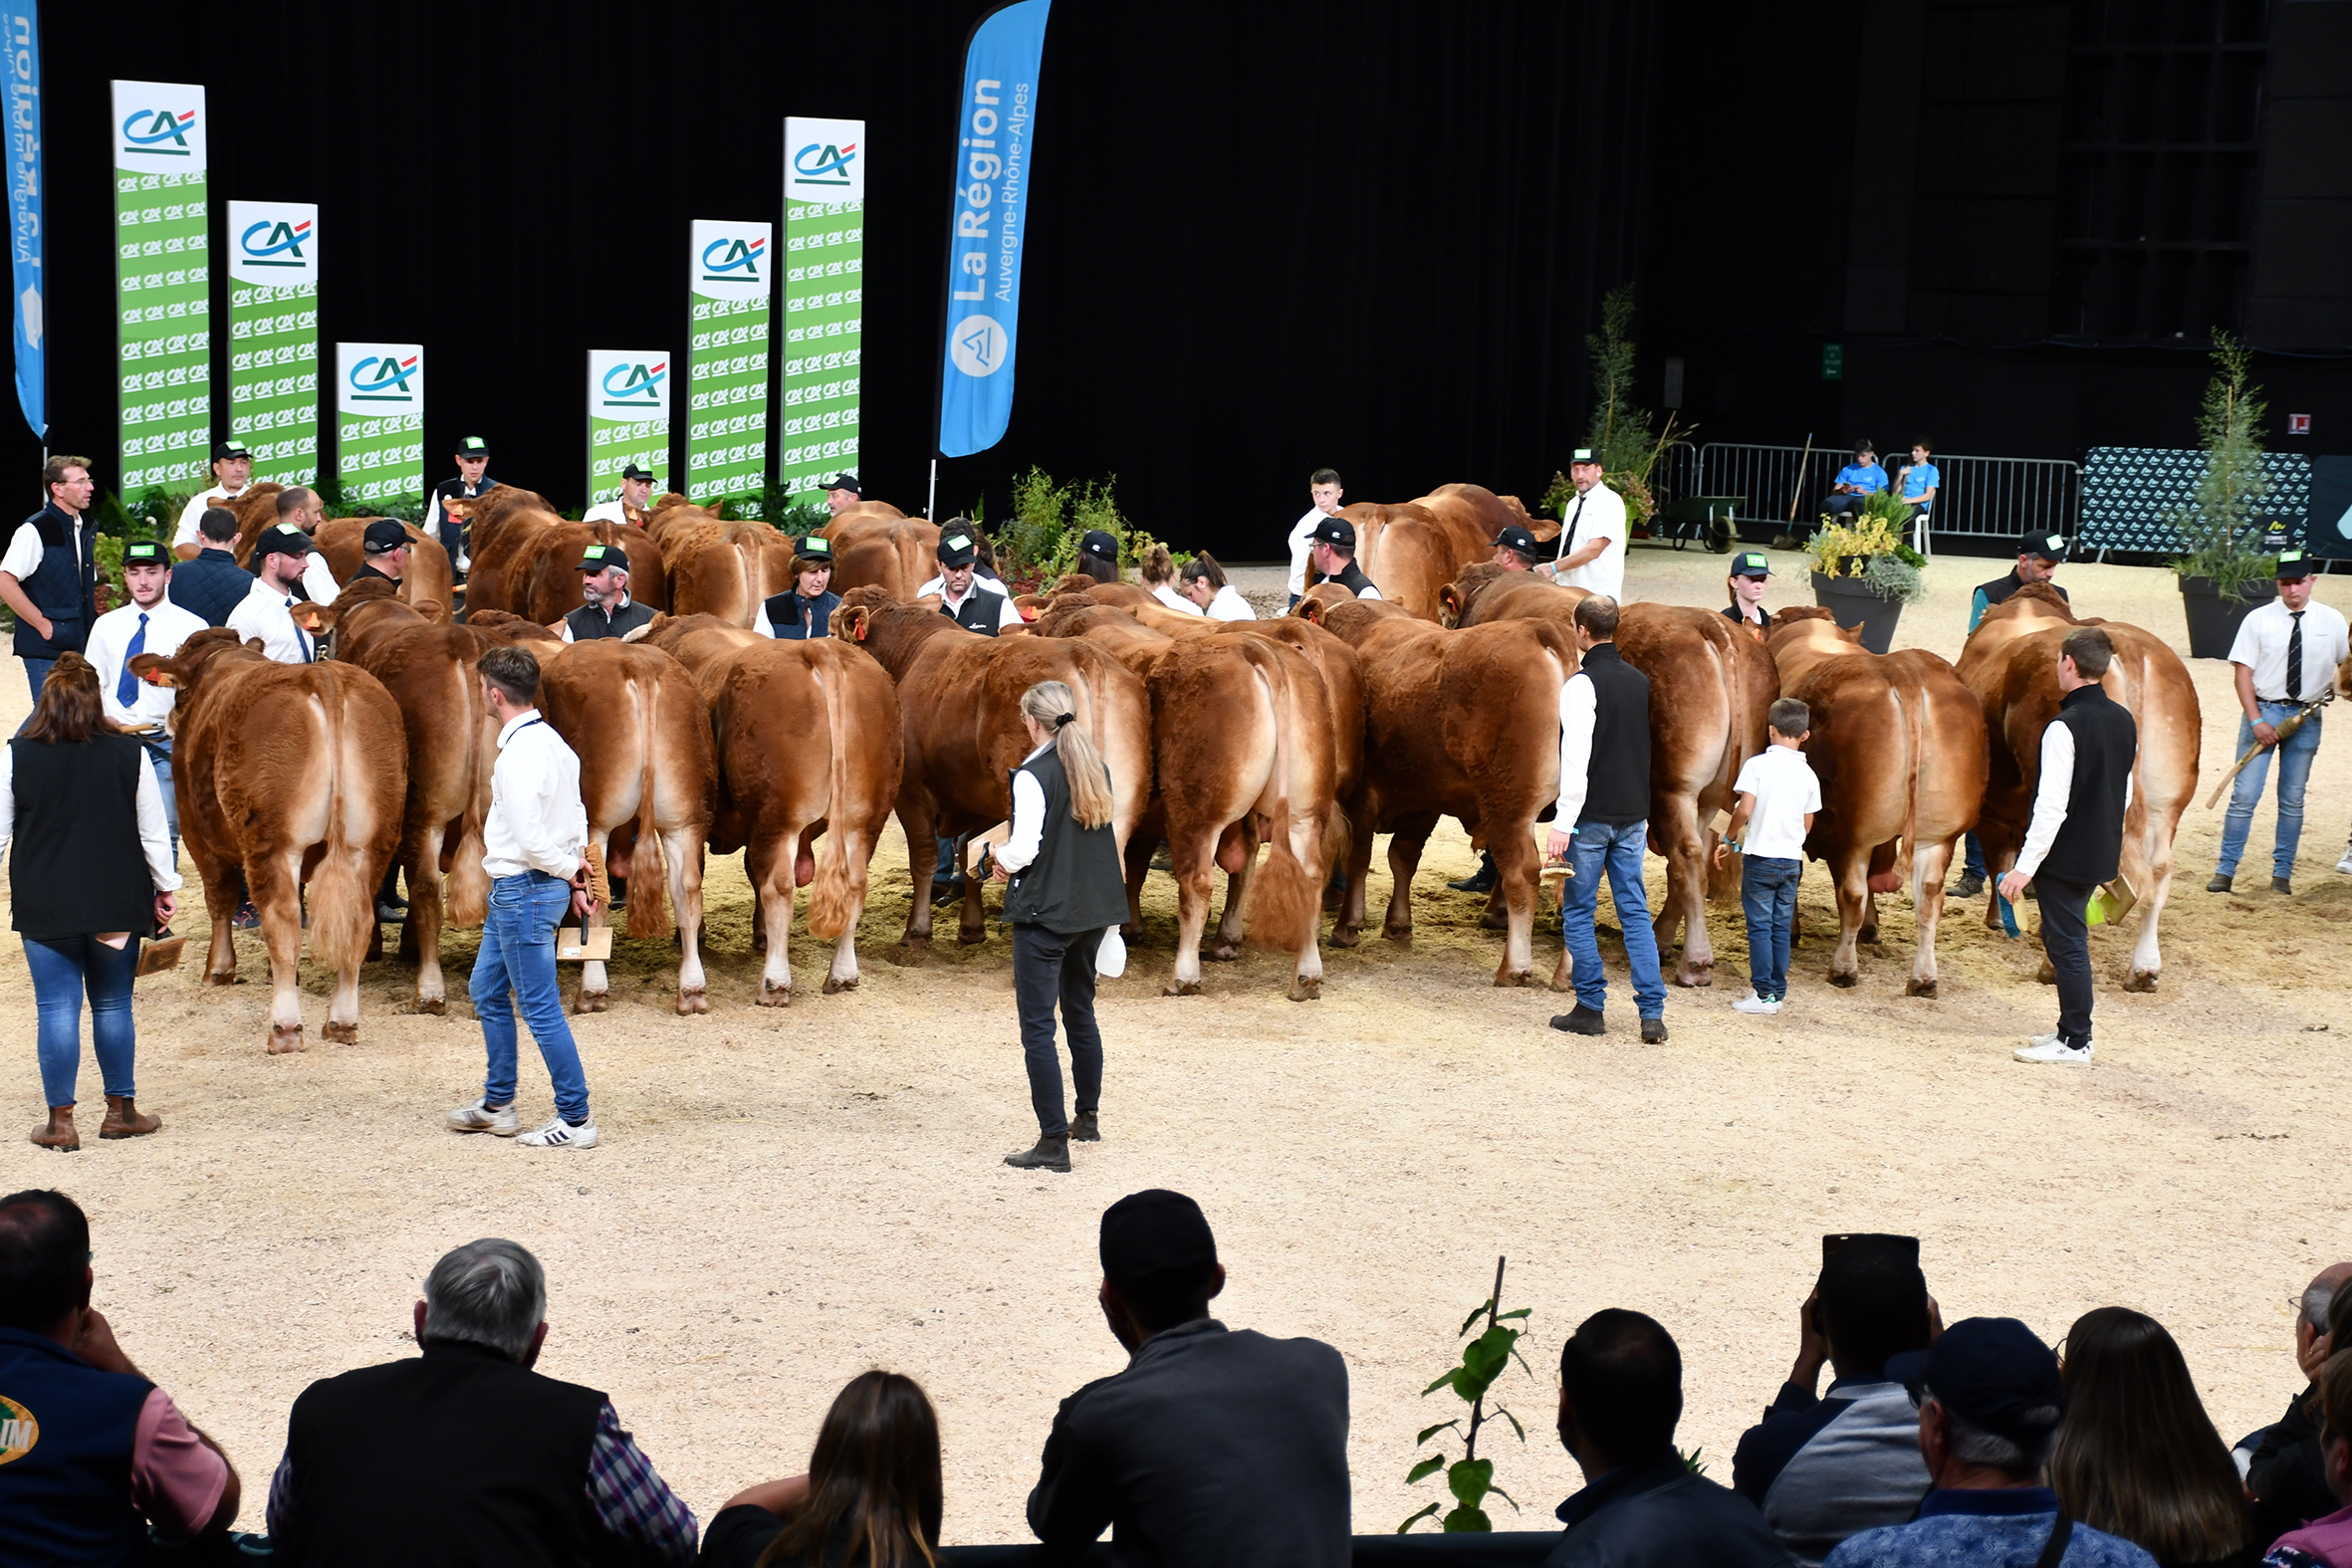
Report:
575,990,610,1014
1859,926,1881,946
677,988,709,1015
758,980,791,1008
414,997,445,1016
1206,943,1241,963
823,974,858,996
1163,979,1201,997
204,970,238,988
2123,969,2160,994
267,1025,305,1054
1330,924,1361,949
324,1019,358,1044
1829,970,1859,989
1381,923,1412,945
956,926,987,947
1675,968,1714,989
1495,968,1530,989
1906,978,1939,999
1289,976,1321,1002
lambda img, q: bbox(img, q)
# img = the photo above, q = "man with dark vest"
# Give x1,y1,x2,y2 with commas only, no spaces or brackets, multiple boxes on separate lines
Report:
2004,627,2136,1065
754,534,840,640
1306,516,1382,599
0,1189,242,1560
1,455,100,700
560,545,656,643
428,435,497,579
266,1236,698,1566
935,525,1023,634
168,507,254,627
350,519,410,587
1548,595,1669,1042
1950,533,2072,900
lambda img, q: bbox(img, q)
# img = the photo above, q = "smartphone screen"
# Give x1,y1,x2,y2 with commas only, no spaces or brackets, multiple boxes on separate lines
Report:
1823,1232,1920,1265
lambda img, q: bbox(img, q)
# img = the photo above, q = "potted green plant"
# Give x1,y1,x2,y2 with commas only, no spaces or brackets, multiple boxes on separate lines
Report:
2171,332,2278,659
1806,493,1926,653
1542,286,1704,548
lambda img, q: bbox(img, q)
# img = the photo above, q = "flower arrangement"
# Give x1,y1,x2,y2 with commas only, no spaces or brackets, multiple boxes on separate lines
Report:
1807,495,1927,605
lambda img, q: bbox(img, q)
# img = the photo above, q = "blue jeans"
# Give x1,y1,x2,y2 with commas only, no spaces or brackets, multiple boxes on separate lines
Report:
1963,830,1985,881
1742,856,1801,1002
1559,818,1667,1017
26,933,142,1106
470,871,589,1123
2219,705,2323,879
20,655,53,704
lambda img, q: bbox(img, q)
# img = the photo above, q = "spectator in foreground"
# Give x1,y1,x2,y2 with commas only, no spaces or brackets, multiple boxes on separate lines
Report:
2264,1351,2352,1568
2255,1273,2352,1546
1824,1316,2157,1568
1733,1237,1937,1565
268,1237,696,1567
698,1370,942,1568
0,1189,241,1560
2050,1307,2254,1568
1546,1308,1792,1567
1028,1189,1350,1567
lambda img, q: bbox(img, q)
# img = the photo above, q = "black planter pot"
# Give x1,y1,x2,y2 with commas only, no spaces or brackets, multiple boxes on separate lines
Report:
1811,570,1904,654
2179,575,2277,660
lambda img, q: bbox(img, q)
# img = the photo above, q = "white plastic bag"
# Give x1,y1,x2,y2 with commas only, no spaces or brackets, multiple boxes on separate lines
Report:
1096,927,1127,979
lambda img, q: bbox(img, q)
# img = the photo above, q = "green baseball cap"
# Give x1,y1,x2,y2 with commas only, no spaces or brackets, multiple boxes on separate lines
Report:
577,544,627,572
122,540,169,567
1731,551,1770,578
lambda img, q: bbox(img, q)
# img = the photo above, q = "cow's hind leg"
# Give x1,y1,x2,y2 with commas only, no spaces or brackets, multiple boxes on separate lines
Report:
1332,810,1374,948
1210,826,1257,962
1908,837,1955,998
1490,827,1538,988
1166,832,1217,996
664,823,708,1014
577,829,613,1012
192,845,239,986
755,831,797,1006
1659,799,1717,988
1383,814,1439,942
2122,818,2175,992
248,853,307,1052
1827,851,1868,988
410,824,450,1014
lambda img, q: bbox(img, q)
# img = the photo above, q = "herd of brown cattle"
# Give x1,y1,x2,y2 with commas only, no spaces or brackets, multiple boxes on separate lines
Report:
128,480,2205,1052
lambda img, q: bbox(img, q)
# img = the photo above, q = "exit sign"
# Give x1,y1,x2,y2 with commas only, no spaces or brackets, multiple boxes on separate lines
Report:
1821,342,1844,380
2289,413,2311,435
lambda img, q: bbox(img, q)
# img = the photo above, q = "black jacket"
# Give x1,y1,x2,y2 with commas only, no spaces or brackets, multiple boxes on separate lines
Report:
169,548,258,628
11,503,96,658
1546,1457,1795,1568
1029,1319,1350,1568
2249,1385,2334,1547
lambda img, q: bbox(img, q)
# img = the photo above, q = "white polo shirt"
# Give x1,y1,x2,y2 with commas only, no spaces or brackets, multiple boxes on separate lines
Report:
1731,744,1823,861
225,575,318,664
173,484,249,549
1554,483,1629,600
88,597,209,729
2228,596,2350,704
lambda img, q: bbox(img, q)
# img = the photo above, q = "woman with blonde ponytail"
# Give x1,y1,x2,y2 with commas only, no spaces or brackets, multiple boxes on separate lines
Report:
989,680,1128,1172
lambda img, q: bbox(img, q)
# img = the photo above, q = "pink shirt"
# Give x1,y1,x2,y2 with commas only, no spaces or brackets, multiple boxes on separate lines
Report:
132,1388,230,1536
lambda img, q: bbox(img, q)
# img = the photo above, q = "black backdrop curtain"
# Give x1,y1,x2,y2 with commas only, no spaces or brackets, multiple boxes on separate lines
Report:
27,1,1655,560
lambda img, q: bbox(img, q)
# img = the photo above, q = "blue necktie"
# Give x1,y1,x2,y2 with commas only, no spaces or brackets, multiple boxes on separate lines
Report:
287,597,313,662
118,612,147,706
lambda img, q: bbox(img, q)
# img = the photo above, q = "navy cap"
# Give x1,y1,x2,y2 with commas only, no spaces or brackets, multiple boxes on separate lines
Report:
362,520,409,554
823,472,860,496
1311,517,1356,549
1099,1189,1218,1295
122,540,169,567
936,525,979,566
577,544,628,573
456,436,489,456
1911,1317,2062,1450
1493,525,1539,556
619,463,655,483
252,523,313,561
211,441,251,463
2276,550,2313,581
2023,533,2069,563
1080,529,1119,562
1731,551,1772,578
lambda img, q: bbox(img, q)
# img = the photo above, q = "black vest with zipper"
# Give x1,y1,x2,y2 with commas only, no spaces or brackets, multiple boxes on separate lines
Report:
8,732,153,937
2037,684,2135,887
1003,746,1129,934
1574,642,1653,829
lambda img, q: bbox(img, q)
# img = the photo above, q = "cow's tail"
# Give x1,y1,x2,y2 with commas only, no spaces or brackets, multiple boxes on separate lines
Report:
309,676,376,976
446,640,493,927
807,658,861,942
1898,672,1927,904
624,670,673,940
1240,642,1318,955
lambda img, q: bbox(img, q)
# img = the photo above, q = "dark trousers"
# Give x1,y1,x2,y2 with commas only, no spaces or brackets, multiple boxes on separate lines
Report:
1014,923,1102,1137
2037,875,2095,1045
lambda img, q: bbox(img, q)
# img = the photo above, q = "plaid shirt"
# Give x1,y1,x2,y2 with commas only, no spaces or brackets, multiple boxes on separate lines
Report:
267,1399,696,1563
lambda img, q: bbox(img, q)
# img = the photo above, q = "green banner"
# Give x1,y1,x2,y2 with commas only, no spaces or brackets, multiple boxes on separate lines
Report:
226,200,319,486
587,349,670,503
781,115,863,498
111,80,210,495
335,341,423,506
686,219,771,506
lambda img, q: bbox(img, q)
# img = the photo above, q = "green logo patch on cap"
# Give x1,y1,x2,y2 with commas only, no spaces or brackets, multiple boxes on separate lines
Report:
1737,552,1768,572
1571,448,1599,463
945,534,971,552
460,436,487,452
581,546,617,566
272,524,305,540
2281,551,2305,564
2046,535,2066,553
123,541,166,563
800,535,832,556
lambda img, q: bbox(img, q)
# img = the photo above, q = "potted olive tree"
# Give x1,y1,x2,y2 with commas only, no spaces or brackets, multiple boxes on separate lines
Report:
1807,492,1926,653
2173,332,2278,659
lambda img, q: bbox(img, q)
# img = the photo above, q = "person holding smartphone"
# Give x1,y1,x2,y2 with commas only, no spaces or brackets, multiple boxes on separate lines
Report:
5,653,182,1150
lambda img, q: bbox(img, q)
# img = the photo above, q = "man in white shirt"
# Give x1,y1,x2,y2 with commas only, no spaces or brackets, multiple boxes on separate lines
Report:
2211,551,2350,896
929,527,1024,634
226,527,323,665
270,486,344,606
1541,448,1628,600
87,540,208,862
1284,467,1346,607
172,443,254,559
447,644,599,1150
583,463,653,527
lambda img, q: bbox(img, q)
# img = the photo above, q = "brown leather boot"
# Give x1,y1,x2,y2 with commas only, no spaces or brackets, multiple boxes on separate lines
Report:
29,1105,78,1151
100,1096,161,1140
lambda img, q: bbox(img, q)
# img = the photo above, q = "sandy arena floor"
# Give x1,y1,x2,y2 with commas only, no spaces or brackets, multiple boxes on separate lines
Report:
5,545,2351,1541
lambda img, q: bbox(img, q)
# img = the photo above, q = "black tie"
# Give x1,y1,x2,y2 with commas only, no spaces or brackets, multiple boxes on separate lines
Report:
1561,494,1586,558
2286,610,2304,701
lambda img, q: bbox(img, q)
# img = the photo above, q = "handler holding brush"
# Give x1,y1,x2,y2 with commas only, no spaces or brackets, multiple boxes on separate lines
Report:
2209,551,2348,897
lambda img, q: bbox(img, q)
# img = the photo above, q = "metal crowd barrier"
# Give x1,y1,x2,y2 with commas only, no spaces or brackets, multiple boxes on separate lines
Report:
1674,444,2081,553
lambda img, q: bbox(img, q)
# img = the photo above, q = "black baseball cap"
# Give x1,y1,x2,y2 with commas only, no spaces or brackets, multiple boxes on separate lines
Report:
936,525,979,566
1731,551,1772,578
251,523,313,561
1099,1189,1218,1296
823,472,860,496
2023,533,2069,563
795,534,834,563
1080,529,1119,562
1899,1317,2062,1451
456,436,489,456
1311,517,1356,549
1493,525,1539,556
2276,550,2313,581
362,520,409,554
619,463,655,483
211,441,251,463
577,544,628,573
122,540,169,567
1569,447,1601,465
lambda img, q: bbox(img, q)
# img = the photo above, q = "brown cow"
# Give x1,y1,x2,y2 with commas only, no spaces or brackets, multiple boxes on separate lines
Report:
1292,594,1577,985
1034,600,1337,999
1957,584,2200,991
642,614,905,1002
646,514,793,625
313,518,456,621
131,628,406,1051
830,587,1151,948
1766,607,1989,995
1445,562,1777,986
822,514,943,601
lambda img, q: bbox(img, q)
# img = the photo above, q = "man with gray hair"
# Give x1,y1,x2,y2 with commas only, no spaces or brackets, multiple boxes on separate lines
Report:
266,1238,695,1566
1823,1317,2155,1567
2247,1262,2352,1544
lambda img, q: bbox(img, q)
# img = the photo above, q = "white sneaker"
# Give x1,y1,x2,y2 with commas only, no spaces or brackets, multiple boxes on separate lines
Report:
2013,1037,2094,1064
518,1116,598,1149
2336,844,2352,875
446,1098,518,1136
1732,993,1782,1015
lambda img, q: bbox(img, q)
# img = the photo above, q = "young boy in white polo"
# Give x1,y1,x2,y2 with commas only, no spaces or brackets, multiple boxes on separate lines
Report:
1716,697,1821,1014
